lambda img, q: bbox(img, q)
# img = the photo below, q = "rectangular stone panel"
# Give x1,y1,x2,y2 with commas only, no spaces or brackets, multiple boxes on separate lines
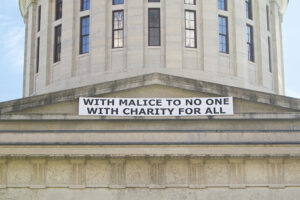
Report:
166,160,189,186
245,159,268,185
86,160,111,186
46,160,71,186
205,160,229,185
126,160,150,186
284,160,300,185
7,160,31,186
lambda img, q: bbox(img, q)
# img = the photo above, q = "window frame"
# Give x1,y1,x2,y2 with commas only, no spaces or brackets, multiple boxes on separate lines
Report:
218,0,227,11
184,0,196,5
218,15,229,54
112,10,124,49
113,0,124,5
54,25,62,63
148,8,161,46
184,10,197,48
37,5,41,32
81,0,90,11
245,0,253,20
36,37,40,73
268,36,272,72
80,16,90,54
266,5,270,31
246,24,255,62
55,0,63,20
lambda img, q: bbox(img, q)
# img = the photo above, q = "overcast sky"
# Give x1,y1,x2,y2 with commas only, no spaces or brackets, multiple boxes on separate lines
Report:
0,1,299,102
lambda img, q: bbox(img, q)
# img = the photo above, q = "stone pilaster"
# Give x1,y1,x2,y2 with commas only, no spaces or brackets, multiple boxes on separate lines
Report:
229,158,245,188
70,159,86,188
268,158,284,188
30,159,46,188
110,158,126,188
189,158,205,188
0,159,7,188
149,158,166,188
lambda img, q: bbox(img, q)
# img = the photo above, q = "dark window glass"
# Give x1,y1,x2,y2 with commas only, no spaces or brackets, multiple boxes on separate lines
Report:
266,5,270,31
37,5,41,32
218,16,229,53
218,0,227,11
113,0,124,5
268,37,272,72
148,0,160,2
81,0,90,11
148,8,160,46
54,25,62,63
112,10,124,48
185,10,196,48
55,0,62,20
80,16,90,54
245,0,252,20
184,0,196,5
247,24,254,62
36,37,40,73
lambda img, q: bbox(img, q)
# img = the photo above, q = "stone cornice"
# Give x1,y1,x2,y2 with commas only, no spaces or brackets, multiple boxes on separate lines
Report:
0,73,300,114
18,0,289,19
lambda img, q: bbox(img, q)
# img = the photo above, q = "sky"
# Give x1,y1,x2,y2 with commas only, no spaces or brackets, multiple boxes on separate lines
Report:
0,1,299,103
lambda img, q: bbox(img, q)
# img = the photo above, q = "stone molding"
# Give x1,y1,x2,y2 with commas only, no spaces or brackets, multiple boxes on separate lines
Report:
0,156,300,189
18,0,289,19
1,74,300,114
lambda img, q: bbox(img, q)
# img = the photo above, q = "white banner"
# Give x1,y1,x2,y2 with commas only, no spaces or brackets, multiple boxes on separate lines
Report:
79,97,234,117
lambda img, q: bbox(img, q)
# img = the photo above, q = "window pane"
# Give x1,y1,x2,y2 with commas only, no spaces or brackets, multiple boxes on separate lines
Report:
80,16,90,54
218,16,228,53
184,0,195,5
113,11,124,48
113,0,124,5
247,25,254,62
81,0,90,11
36,37,40,73
148,8,160,46
54,25,62,63
246,0,252,19
55,0,62,20
218,0,227,11
185,10,196,48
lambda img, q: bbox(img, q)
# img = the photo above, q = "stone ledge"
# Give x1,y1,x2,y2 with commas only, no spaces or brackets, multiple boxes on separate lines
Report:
0,73,300,114
1,130,300,146
1,146,300,157
1,113,300,121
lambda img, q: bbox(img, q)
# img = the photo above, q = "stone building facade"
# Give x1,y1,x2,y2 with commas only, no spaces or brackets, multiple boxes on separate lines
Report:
1,0,300,200
19,0,287,96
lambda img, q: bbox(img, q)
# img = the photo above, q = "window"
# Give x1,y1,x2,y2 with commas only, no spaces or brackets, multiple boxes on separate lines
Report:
55,0,62,20
37,5,41,32
80,16,90,54
36,37,40,73
81,0,90,11
148,8,160,46
148,0,160,2
112,10,124,48
54,25,62,63
184,0,195,5
247,24,254,62
185,10,196,48
218,0,227,11
218,16,228,53
245,0,252,20
268,37,272,72
113,0,124,5
266,5,270,31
